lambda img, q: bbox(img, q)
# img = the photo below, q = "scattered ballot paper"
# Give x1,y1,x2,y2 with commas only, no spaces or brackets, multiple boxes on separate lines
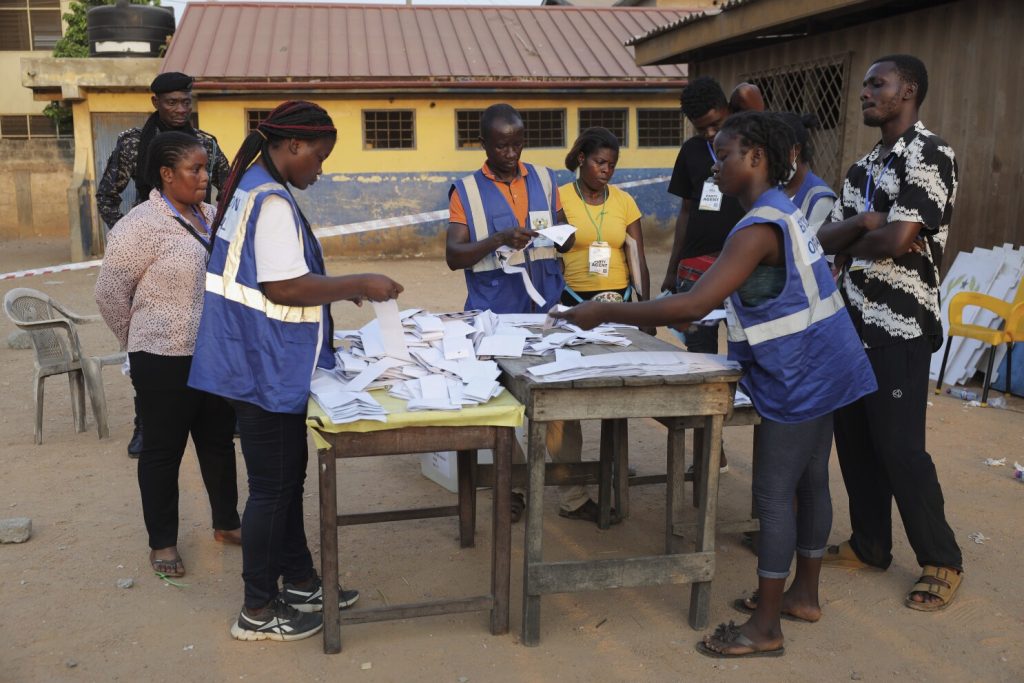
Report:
370,299,412,361
535,223,576,246
496,246,546,307
544,304,570,330
983,458,1006,467
967,531,989,544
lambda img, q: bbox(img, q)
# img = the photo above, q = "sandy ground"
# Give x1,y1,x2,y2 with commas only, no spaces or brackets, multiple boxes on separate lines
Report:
0,240,1021,683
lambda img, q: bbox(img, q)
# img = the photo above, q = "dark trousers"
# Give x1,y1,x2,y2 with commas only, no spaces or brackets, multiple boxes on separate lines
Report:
129,352,240,550
833,337,963,571
229,399,316,610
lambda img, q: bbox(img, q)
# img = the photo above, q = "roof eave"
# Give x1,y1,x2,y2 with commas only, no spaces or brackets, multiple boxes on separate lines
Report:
192,78,687,95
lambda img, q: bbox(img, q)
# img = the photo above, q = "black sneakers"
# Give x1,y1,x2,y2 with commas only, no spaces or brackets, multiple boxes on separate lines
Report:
281,576,359,613
231,598,323,642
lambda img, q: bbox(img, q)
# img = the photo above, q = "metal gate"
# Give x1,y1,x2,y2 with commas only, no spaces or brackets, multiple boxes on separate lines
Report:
91,112,149,228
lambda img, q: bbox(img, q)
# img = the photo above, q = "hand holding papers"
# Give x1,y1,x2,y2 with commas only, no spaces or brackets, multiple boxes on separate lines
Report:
535,223,576,247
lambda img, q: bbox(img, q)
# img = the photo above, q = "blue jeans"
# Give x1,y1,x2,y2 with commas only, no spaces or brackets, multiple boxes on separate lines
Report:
753,413,834,579
229,399,316,609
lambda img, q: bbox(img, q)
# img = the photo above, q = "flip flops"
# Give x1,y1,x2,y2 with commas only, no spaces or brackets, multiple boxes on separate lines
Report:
150,549,185,578
905,566,963,612
731,594,819,623
695,621,785,659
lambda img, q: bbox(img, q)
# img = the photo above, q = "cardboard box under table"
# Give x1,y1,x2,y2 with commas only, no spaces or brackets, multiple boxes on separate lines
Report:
496,328,742,646
307,390,523,654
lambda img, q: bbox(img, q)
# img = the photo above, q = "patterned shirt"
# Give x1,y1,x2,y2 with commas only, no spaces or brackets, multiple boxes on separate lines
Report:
96,126,229,229
830,121,957,349
95,190,215,357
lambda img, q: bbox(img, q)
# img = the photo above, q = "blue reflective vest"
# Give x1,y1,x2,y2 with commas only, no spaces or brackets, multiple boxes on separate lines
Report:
724,188,876,423
790,170,837,233
188,165,334,415
451,163,563,313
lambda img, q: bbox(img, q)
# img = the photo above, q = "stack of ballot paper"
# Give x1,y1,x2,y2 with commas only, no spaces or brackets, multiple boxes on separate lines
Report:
310,370,387,423
525,349,740,383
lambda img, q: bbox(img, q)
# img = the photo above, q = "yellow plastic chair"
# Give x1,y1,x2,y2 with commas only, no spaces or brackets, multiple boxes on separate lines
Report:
934,291,1016,406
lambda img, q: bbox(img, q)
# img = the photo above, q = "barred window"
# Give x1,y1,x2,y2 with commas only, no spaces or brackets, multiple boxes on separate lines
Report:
246,109,272,133
0,0,61,51
455,109,484,149
578,109,628,146
363,110,415,150
744,54,850,188
637,109,681,148
0,114,68,139
521,109,565,148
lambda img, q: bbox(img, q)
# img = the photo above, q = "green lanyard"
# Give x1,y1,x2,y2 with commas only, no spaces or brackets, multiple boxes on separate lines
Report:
574,180,608,243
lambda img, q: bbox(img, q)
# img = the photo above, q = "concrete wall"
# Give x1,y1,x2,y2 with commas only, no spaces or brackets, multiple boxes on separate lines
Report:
0,138,74,239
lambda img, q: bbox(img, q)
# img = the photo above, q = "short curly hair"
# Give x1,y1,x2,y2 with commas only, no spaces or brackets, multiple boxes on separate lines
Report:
680,76,728,121
872,54,928,106
719,112,796,187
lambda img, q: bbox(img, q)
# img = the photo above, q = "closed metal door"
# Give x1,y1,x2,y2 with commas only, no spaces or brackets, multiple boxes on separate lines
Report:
91,112,149,220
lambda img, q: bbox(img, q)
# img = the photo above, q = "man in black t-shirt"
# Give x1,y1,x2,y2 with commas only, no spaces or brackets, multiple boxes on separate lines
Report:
663,76,747,354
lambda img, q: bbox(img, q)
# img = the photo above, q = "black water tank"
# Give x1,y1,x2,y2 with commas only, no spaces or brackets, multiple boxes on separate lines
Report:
87,0,175,58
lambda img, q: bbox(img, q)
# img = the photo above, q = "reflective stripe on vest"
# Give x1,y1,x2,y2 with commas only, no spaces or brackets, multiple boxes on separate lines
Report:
725,204,842,347
798,184,834,220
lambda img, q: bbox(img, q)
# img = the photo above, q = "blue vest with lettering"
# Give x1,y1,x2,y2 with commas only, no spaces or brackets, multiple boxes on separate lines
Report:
791,170,836,229
451,163,563,313
723,188,876,423
188,164,334,415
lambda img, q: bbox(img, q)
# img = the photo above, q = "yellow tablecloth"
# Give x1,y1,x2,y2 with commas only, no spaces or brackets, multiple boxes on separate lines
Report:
306,389,525,450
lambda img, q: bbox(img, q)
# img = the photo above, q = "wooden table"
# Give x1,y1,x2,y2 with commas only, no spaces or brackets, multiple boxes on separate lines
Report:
308,392,522,654
497,329,742,646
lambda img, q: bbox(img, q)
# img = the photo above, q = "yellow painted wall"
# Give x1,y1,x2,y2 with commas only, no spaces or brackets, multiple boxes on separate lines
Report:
1,0,72,115
195,93,683,174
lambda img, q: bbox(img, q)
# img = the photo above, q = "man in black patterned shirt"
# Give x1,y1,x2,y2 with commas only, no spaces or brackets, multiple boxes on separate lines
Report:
819,54,963,611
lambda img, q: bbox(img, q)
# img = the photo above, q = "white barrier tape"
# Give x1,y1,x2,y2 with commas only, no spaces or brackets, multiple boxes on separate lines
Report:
0,176,671,280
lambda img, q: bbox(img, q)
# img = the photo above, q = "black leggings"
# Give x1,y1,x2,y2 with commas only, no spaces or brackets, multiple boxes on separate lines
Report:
129,352,239,549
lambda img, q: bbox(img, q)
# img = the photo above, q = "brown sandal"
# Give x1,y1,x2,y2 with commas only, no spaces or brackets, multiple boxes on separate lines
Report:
905,565,962,612
150,549,185,578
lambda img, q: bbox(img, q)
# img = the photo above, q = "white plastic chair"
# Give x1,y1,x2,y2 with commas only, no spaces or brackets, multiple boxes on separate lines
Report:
3,287,126,444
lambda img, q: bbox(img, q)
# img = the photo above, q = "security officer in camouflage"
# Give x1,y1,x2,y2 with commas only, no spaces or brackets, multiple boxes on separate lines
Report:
96,71,230,230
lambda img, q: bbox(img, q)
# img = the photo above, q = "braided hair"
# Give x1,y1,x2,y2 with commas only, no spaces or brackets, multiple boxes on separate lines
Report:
565,127,620,171
775,112,820,164
718,111,796,187
143,131,205,192
211,100,337,239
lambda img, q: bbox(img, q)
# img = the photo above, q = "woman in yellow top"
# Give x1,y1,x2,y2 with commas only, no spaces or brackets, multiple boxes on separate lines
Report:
560,127,650,305
544,127,651,525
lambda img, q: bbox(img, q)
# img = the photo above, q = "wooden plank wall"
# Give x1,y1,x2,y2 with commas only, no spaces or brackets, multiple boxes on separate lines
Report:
693,0,1024,272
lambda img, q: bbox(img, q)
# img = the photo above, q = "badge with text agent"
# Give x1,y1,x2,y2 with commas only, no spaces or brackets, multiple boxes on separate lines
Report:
699,179,723,212
589,241,611,276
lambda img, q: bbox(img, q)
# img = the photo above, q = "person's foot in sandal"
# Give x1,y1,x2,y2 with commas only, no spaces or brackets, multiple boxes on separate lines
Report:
510,492,525,524
733,589,821,624
696,620,784,658
558,498,621,526
906,566,963,611
821,541,882,570
150,547,185,578
214,528,243,545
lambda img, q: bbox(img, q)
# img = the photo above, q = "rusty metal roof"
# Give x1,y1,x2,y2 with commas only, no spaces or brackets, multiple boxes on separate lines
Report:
162,3,694,88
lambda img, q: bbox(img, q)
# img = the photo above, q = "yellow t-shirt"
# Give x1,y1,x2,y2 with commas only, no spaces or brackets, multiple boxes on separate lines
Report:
558,182,642,291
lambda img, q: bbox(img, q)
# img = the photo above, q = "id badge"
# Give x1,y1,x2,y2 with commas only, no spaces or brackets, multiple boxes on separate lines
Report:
698,179,723,212
589,241,611,276
528,210,552,233
849,257,872,271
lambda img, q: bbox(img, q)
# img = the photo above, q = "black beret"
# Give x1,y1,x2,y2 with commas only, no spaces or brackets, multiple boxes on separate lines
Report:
151,72,194,95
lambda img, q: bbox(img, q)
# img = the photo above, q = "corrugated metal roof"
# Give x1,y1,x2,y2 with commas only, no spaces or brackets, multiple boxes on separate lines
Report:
626,0,756,46
162,3,695,85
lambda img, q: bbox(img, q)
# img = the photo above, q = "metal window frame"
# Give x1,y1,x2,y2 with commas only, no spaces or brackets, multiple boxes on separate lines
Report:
244,108,272,135
361,109,416,151
578,108,629,147
0,0,61,51
0,113,68,139
519,108,566,149
454,108,484,150
636,107,682,148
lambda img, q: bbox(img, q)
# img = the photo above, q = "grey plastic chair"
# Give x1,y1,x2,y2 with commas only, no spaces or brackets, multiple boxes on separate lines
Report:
3,287,126,444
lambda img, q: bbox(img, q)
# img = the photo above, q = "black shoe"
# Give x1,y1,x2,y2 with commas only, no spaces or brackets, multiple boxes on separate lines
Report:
558,499,621,526
127,425,143,459
281,576,359,613
230,598,323,642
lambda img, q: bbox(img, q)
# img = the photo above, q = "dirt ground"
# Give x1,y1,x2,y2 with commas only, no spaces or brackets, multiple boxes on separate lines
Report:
0,239,1021,683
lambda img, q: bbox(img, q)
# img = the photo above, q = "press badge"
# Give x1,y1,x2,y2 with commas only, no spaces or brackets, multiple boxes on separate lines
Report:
589,241,611,276
698,179,723,211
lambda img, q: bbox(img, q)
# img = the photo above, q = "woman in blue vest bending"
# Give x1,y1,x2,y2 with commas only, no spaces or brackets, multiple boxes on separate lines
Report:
189,101,403,643
552,111,877,658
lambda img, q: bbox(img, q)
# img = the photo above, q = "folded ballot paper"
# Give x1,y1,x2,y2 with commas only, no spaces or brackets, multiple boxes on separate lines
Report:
526,350,740,383
310,370,387,424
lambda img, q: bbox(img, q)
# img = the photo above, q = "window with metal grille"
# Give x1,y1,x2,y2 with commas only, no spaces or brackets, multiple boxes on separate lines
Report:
246,109,272,133
520,109,565,148
0,0,61,51
637,109,681,148
0,114,68,139
363,110,415,150
743,54,850,188
455,109,483,149
578,109,628,146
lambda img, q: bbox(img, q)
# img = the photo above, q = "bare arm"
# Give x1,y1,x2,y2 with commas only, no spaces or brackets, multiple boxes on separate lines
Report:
262,273,403,307
819,211,921,259
554,223,780,330
661,198,693,292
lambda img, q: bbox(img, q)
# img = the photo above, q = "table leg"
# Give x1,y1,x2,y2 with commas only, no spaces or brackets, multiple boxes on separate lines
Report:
691,427,704,509
689,414,723,630
597,419,614,530
613,419,630,519
318,449,342,654
665,421,685,555
490,428,512,635
521,419,546,646
457,450,477,548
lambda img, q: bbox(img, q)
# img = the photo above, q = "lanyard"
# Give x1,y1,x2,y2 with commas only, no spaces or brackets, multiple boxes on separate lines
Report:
706,140,719,164
864,156,895,212
161,194,212,253
574,180,607,243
